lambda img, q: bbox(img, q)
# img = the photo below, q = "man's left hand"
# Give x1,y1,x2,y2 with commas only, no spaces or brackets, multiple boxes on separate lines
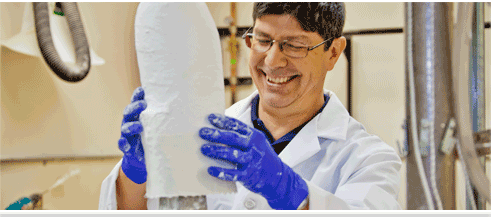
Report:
199,113,309,210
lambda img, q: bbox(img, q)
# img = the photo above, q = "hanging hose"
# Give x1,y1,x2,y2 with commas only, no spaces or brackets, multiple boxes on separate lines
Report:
451,2,491,203
33,2,91,82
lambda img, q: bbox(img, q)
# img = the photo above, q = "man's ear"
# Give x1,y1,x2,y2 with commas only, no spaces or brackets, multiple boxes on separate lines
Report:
326,36,347,71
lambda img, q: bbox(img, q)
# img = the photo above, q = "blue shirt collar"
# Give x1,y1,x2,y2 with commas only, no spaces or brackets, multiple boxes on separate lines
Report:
250,94,330,148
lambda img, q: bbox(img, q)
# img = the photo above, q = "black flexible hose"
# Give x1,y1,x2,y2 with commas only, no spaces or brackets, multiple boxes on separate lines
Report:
33,2,91,82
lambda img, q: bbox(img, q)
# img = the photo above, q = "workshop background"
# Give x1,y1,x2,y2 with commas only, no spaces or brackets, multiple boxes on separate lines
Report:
1,2,490,210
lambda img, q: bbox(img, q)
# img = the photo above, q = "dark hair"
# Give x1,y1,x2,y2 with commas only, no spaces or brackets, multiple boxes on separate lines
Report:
252,2,345,51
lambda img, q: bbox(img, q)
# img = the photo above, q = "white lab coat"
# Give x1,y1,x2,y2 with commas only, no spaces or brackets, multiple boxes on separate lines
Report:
99,90,402,210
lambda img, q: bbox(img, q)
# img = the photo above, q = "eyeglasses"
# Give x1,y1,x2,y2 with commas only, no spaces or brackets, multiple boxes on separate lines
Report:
242,29,332,59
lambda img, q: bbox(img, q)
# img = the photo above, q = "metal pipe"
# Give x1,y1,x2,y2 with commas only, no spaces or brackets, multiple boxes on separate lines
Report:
470,3,486,134
467,2,487,210
407,2,456,210
422,2,443,209
405,2,435,210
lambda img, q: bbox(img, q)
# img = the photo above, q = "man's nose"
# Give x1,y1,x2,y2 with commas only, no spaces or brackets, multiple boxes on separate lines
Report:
263,42,287,69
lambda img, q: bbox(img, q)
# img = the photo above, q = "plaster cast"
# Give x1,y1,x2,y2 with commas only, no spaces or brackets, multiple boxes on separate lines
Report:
135,2,236,198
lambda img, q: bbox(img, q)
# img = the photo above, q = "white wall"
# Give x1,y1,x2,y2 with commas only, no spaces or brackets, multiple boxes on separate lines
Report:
1,2,140,209
1,2,141,159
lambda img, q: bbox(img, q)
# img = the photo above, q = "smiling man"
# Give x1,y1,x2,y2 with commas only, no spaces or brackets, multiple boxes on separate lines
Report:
245,7,344,143
100,2,402,210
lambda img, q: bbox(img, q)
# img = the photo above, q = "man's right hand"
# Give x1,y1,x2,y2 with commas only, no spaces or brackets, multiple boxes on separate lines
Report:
119,87,147,184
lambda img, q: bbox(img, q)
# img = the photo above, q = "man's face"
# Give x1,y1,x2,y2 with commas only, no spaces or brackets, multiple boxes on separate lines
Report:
248,14,334,109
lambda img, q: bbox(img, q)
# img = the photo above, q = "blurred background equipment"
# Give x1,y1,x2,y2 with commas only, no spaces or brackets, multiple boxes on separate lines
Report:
33,2,91,82
5,195,42,210
227,3,239,104
1,2,105,82
4,169,80,210
406,2,490,210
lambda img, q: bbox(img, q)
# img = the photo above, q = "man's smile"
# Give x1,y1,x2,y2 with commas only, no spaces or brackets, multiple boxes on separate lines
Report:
259,69,301,86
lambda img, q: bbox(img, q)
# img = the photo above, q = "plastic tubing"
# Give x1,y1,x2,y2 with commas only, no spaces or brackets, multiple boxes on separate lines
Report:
33,2,91,82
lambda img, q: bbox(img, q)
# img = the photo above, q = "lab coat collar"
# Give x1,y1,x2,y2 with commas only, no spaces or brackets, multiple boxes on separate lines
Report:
316,90,350,141
278,113,321,167
224,90,258,127
225,90,350,168
279,90,350,167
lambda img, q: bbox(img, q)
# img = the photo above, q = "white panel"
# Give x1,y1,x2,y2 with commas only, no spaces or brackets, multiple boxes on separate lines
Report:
344,3,404,32
1,3,141,159
206,2,254,28
324,52,348,109
351,34,405,152
486,3,490,22
209,2,405,31
0,2,25,40
455,160,467,210
398,159,407,210
206,2,230,28
236,2,254,27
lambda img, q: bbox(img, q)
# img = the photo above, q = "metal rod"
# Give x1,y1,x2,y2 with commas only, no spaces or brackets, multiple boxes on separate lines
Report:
229,2,238,104
468,2,486,210
344,37,352,115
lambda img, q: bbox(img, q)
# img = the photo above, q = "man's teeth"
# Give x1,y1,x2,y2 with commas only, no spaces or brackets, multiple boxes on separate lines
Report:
266,75,291,83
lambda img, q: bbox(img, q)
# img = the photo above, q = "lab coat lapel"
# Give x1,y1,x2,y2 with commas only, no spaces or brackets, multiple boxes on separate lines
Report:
225,91,258,127
236,108,253,127
277,90,350,168
227,90,349,169
316,90,350,141
278,115,321,168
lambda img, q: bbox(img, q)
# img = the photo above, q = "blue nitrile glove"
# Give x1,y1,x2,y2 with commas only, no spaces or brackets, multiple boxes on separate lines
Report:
118,87,147,184
199,114,309,210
